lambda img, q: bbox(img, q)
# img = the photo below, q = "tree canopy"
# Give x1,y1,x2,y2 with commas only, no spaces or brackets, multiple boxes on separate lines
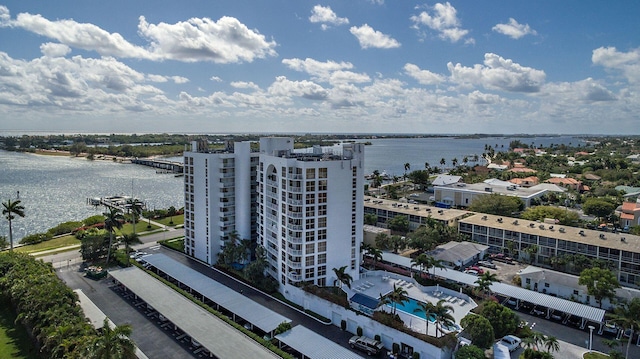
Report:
478,301,520,338
460,314,495,349
582,198,616,220
455,345,485,359
578,267,620,308
520,205,579,225
387,215,410,233
468,193,524,216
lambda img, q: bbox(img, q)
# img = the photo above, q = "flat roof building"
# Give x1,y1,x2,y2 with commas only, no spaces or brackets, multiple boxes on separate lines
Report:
258,138,364,292
459,213,640,289
434,178,547,208
364,196,473,230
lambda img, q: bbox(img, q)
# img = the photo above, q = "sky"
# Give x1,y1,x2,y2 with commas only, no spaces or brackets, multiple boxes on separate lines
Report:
0,1,639,135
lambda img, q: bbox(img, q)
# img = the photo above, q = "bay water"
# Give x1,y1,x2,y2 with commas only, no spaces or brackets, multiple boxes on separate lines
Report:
0,135,578,240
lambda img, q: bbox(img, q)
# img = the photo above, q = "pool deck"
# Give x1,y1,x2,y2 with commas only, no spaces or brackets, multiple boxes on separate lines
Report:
348,271,477,337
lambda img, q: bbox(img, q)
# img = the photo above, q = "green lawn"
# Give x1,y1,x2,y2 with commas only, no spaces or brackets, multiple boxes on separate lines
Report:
0,297,39,359
16,234,80,254
154,214,184,227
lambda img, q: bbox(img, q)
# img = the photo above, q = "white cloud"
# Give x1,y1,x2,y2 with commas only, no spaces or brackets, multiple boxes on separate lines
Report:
283,58,353,78
403,63,445,85
231,81,260,90
268,76,328,100
10,12,150,58
592,46,640,83
210,76,223,82
2,8,277,64
492,18,537,39
542,78,616,103
309,5,348,30
447,53,546,92
40,43,71,57
138,16,278,63
410,2,473,43
468,90,501,105
349,24,400,49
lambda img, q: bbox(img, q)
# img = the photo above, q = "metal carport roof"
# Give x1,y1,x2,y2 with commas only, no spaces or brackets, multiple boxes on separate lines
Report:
381,252,606,323
110,266,278,358
275,325,365,359
143,254,290,334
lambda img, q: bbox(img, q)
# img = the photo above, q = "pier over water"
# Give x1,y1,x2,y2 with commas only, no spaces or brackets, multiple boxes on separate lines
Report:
131,158,184,174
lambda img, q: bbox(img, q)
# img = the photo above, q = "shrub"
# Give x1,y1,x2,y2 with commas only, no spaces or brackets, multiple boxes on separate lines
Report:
48,221,83,236
19,232,52,245
83,214,105,226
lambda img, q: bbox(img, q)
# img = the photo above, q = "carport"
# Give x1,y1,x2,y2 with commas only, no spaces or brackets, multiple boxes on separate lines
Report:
143,254,291,336
110,266,280,358
491,282,606,332
275,325,365,359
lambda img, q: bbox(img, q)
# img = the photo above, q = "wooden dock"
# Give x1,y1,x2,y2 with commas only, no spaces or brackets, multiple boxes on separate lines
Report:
87,196,146,212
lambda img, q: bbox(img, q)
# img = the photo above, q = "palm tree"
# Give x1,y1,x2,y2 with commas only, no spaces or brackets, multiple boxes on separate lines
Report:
543,335,560,354
475,271,499,298
104,208,124,266
121,233,139,266
433,299,455,337
610,298,640,359
440,158,446,167
366,247,383,270
379,284,409,316
425,255,446,277
126,199,144,236
167,206,177,225
88,318,136,359
413,300,437,335
411,253,429,277
332,265,353,289
451,158,458,167
371,170,383,188
2,199,25,252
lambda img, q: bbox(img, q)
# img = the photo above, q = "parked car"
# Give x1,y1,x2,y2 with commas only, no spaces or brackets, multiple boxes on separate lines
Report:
505,298,518,307
531,306,546,317
603,320,619,335
566,315,581,327
550,311,564,322
499,335,522,352
349,335,384,356
478,260,497,269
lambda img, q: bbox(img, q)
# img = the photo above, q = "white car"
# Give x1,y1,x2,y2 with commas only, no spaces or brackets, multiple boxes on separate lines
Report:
499,335,521,352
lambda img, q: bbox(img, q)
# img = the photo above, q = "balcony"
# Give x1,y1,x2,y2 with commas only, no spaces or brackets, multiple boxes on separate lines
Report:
287,186,302,193
286,235,303,244
288,173,303,180
287,212,303,218
287,272,302,282
287,198,303,206
287,247,302,256
287,223,303,231
287,260,302,269
265,179,278,187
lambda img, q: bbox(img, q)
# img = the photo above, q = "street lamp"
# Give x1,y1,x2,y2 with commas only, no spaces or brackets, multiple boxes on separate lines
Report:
588,325,595,352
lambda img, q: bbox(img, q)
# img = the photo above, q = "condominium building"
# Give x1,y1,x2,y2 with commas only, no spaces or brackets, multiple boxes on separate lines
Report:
257,137,364,291
458,213,640,289
363,196,473,230
183,140,259,265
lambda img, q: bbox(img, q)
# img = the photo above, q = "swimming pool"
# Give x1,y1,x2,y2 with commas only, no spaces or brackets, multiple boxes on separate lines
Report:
387,298,437,322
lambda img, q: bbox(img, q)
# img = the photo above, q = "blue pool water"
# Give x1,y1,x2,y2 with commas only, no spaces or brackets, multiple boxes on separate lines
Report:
387,298,437,322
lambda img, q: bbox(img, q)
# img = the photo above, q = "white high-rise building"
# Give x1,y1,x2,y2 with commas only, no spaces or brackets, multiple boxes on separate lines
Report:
257,137,364,292
184,137,364,295
183,140,258,265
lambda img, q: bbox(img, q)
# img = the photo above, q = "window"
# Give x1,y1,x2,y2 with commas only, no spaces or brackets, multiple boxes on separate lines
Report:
306,194,315,205
318,253,326,264
318,229,327,240
319,168,327,178
318,205,327,216
305,268,314,279
306,243,315,254
305,256,314,266
306,181,315,192
525,278,531,284
317,265,326,276
306,168,315,179
306,218,315,229
318,241,327,252
544,283,550,288
318,180,327,191
318,193,327,203
318,217,327,228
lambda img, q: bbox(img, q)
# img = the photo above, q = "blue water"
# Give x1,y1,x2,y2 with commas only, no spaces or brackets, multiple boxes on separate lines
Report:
389,298,437,322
